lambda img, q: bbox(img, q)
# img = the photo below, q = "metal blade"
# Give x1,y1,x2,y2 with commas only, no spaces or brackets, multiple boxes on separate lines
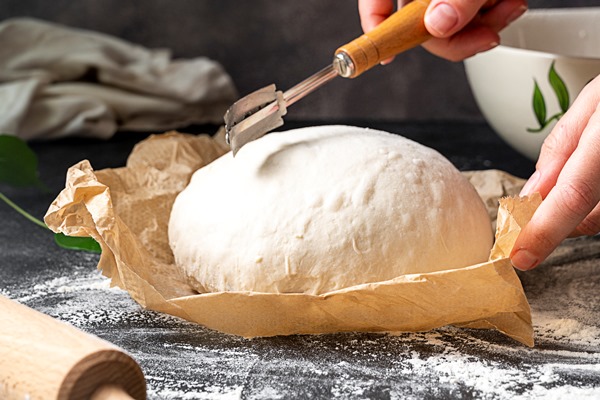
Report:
228,91,287,156
224,65,338,156
224,84,278,132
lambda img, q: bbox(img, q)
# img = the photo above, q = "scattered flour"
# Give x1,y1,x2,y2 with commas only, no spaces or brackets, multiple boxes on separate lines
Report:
4,249,599,400
15,272,117,303
517,385,600,400
535,315,600,346
149,385,243,400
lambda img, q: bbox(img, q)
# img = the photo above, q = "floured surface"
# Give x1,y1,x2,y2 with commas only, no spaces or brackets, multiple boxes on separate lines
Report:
3,236,599,399
2,122,598,399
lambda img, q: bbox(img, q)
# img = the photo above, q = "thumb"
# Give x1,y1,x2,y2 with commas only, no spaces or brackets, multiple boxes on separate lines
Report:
424,0,492,37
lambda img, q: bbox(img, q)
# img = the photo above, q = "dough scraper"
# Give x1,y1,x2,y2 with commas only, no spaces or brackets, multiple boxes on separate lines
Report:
224,0,432,155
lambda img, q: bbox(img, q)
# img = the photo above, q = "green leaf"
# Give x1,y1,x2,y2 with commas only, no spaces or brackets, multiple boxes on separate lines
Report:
54,233,102,253
0,135,99,254
0,135,47,190
548,61,570,113
1,192,101,253
531,79,547,127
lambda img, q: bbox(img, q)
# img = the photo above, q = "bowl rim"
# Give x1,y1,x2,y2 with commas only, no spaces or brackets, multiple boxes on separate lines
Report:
487,43,600,62
497,7,600,61
520,6,600,16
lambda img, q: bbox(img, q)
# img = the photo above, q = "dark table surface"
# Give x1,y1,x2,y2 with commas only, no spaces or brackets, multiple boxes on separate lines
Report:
2,121,600,399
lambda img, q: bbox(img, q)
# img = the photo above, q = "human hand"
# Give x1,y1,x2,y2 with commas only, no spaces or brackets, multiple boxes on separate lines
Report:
511,75,600,270
358,0,528,62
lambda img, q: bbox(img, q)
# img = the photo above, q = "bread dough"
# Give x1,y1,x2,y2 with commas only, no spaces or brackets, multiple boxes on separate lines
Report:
168,125,493,295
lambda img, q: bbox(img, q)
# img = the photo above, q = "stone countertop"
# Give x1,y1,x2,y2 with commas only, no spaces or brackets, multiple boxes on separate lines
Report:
1,121,599,399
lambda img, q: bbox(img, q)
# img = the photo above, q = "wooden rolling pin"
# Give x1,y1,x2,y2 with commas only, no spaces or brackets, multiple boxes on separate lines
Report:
0,295,146,400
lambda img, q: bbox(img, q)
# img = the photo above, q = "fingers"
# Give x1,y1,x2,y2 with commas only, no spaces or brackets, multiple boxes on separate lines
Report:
424,0,526,38
517,120,581,200
421,25,500,61
358,0,399,64
358,0,527,62
571,200,600,237
511,77,600,270
425,0,479,38
478,0,528,32
422,0,527,61
520,77,600,199
511,152,600,270
358,0,395,33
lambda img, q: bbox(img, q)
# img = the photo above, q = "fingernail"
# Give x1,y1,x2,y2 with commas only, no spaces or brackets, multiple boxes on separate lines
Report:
506,5,528,24
476,41,499,54
511,249,539,271
425,3,459,36
520,170,540,196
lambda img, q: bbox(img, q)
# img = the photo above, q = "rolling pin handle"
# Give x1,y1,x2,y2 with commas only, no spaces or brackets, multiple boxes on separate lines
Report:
0,295,146,400
91,385,136,400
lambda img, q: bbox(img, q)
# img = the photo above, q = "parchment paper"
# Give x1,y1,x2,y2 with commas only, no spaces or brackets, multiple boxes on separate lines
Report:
44,131,538,347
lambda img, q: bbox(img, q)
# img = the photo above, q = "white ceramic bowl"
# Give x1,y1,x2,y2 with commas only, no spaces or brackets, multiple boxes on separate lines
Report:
464,7,600,160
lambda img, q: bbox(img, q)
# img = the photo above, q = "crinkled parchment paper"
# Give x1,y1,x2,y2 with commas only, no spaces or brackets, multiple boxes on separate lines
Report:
45,131,539,346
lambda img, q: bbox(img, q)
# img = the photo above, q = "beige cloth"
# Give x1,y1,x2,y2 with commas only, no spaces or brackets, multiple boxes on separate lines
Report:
0,18,238,140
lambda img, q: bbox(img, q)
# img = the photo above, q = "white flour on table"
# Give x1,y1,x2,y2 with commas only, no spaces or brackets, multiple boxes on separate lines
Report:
4,238,600,400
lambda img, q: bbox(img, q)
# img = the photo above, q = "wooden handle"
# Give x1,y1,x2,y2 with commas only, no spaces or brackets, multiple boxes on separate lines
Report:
335,0,432,78
0,295,146,400
91,385,135,400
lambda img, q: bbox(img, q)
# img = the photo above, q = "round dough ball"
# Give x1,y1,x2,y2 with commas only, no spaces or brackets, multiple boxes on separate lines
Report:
169,125,493,295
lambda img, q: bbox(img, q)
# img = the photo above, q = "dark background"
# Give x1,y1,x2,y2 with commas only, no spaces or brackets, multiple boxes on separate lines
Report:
2,3,600,397
1,0,596,123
